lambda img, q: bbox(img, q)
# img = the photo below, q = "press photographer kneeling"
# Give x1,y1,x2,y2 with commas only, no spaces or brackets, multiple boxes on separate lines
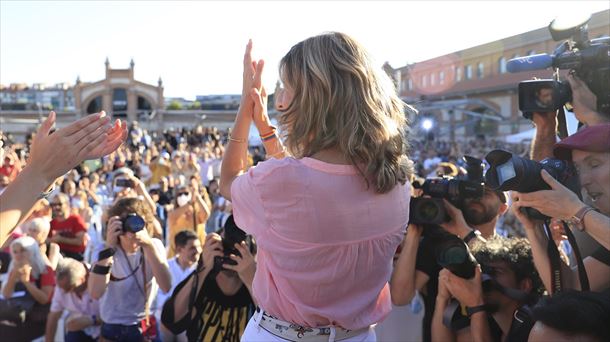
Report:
161,215,256,342
390,157,509,342
432,237,543,342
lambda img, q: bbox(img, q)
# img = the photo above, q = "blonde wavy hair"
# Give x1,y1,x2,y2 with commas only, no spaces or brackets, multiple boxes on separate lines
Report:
278,32,412,193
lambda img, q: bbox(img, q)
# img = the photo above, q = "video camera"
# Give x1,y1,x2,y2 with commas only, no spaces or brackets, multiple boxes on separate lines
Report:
484,149,580,220
507,14,610,117
409,156,485,224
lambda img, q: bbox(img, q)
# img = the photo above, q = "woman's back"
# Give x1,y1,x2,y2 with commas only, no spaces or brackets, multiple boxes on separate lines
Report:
232,157,410,329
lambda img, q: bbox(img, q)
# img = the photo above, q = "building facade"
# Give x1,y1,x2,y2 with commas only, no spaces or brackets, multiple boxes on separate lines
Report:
73,58,164,122
391,9,609,141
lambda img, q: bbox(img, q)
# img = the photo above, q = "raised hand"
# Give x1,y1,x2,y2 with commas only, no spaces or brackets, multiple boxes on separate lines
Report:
28,111,127,185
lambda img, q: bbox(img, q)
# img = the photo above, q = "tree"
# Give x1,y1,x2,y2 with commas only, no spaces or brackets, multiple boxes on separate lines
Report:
167,100,183,110
188,101,201,110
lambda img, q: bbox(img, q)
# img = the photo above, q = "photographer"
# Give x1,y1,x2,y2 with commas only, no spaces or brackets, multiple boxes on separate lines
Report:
88,197,171,342
512,123,610,292
432,237,543,342
390,187,507,342
162,217,256,342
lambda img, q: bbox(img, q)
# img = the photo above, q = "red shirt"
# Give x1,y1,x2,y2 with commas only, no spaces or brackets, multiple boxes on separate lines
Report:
30,265,56,302
50,214,87,253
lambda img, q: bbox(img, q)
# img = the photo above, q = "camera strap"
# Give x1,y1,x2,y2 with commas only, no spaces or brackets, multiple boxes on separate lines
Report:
543,221,563,294
562,221,590,291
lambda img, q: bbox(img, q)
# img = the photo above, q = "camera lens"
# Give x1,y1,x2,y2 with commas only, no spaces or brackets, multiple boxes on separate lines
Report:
420,201,440,221
123,214,145,233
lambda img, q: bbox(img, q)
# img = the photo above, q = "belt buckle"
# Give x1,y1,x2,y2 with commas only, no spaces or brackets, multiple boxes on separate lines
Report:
289,324,314,338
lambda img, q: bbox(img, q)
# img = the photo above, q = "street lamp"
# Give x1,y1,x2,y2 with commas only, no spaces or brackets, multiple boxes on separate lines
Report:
422,118,433,131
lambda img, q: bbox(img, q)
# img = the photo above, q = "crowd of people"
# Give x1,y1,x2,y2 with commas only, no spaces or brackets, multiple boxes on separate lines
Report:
0,32,608,342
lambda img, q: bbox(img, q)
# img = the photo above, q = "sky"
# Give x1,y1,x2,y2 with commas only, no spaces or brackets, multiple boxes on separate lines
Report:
1,1,609,99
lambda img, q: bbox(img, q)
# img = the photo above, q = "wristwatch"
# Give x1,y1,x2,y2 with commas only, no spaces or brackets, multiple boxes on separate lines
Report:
466,304,487,317
462,230,481,244
568,205,596,232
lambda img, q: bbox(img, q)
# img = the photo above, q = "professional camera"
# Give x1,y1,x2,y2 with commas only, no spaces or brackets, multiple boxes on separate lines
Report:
409,156,485,224
507,14,610,116
213,215,251,273
484,149,580,220
436,235,478,279
122,213,146,233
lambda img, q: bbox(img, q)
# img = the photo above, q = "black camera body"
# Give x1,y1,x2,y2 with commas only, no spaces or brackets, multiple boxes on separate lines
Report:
122,213,146,233
509,15,610,117
485,149,580,220
213,215,249,273
409,156,485,225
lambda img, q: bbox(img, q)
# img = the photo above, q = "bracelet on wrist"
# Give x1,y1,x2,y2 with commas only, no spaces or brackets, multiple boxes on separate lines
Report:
228,134,247,143
92,264,112,275
266,148,286,160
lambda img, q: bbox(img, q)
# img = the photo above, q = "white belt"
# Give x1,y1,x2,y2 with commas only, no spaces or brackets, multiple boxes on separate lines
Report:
253,308,370,342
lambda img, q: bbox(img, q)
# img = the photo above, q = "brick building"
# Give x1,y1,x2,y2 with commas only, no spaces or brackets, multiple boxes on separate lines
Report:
390,9,609,141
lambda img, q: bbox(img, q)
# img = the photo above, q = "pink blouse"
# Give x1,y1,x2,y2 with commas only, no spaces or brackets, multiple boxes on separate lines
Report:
231,157,410,330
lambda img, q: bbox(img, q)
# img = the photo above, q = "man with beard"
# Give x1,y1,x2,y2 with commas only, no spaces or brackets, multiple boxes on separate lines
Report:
461,186,508,239
390,185,508,342
432,237,543,342
49,193,88,261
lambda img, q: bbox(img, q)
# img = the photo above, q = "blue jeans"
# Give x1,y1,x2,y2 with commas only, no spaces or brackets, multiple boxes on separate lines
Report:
65,330,97,342
101,323,143,342
101,322,161,342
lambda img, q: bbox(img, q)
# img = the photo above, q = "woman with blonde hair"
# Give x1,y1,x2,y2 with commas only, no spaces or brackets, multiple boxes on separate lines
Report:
215,33,412,341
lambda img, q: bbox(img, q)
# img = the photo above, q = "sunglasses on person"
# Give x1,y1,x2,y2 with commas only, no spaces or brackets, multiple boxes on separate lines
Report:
50,202,65,208
177,191,190,197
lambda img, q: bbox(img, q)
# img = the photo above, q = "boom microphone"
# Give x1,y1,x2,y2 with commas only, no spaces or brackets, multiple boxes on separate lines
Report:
506,54,553,73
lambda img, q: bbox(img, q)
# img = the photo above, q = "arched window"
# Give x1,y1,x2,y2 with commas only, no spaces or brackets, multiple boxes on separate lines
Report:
112,88,128,116
86,96,102,114
498,57,507,74
431,73,436,86
477,62,484,79
440,71,445,84
456,66,462,82
408,79,413,90
422,75,428,88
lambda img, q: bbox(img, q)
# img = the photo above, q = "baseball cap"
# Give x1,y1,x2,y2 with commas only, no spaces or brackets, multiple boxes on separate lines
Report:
553,123,610,160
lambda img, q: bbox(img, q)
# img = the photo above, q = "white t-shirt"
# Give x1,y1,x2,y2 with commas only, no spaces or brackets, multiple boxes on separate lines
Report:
97,238,166,325
155,256,196,311
50,287,101,338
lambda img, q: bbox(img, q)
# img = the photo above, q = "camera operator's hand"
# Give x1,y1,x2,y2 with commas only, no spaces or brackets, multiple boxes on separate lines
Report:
436,273,452,304
201,233,224,271
223,241,256,280
439,266,484,307
513,170,584,221
567,73,607,126
133,228,153,249
531,111,557,130
440,199,473,239
105,216,122,248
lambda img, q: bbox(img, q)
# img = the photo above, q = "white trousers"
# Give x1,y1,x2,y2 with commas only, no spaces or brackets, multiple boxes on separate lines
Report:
240,314,377,342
